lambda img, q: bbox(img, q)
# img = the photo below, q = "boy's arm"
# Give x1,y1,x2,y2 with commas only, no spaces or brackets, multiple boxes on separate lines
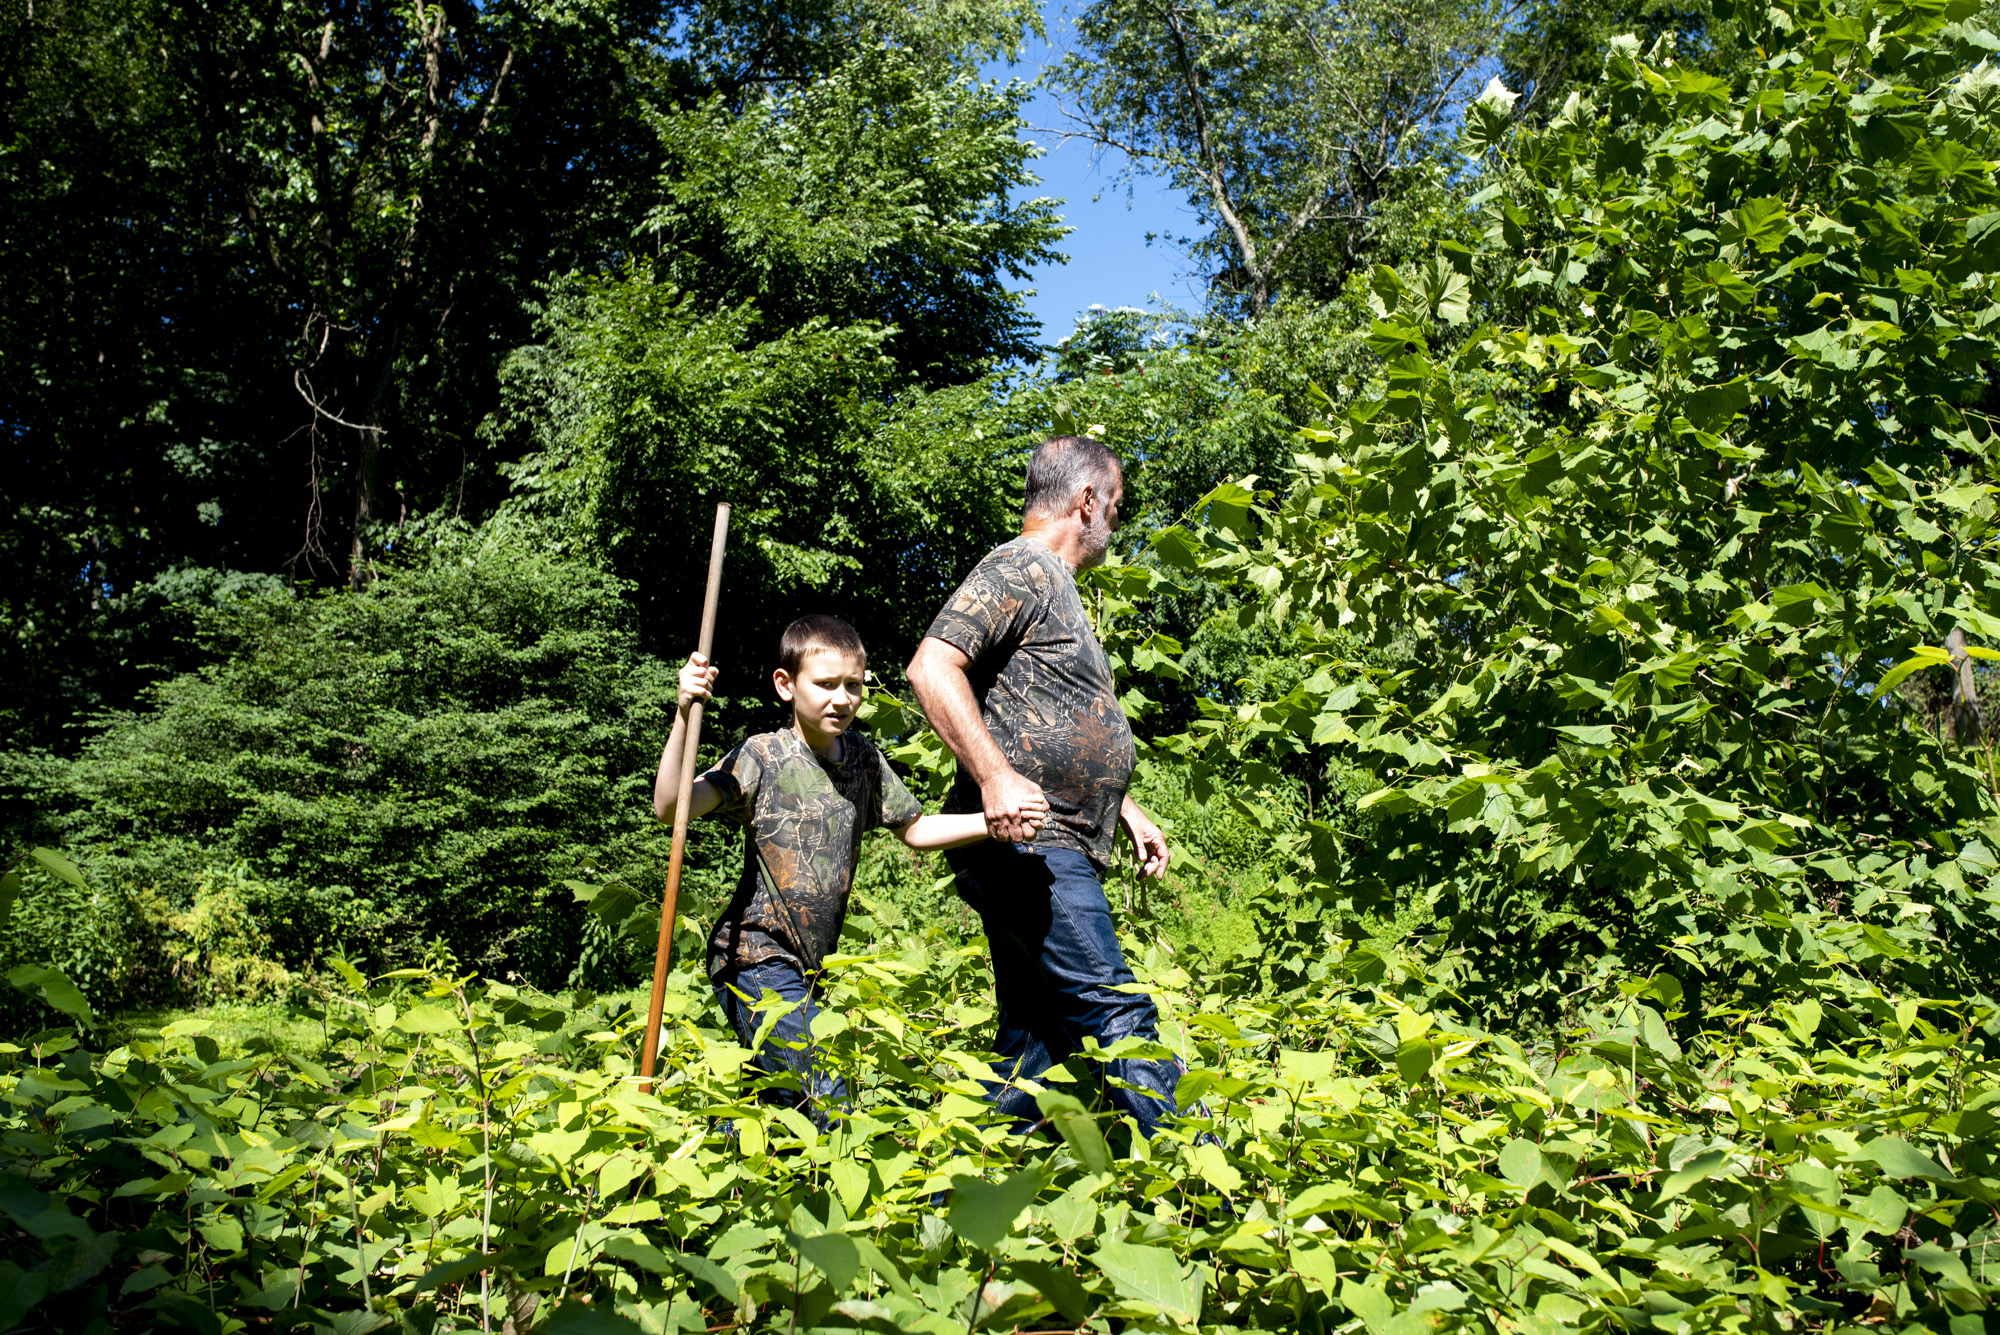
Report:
893,813,995,851
654,652,725,823
893,798,1047,851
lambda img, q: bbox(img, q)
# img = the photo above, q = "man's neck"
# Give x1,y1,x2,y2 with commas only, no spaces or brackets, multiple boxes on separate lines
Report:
1020,518,1084,571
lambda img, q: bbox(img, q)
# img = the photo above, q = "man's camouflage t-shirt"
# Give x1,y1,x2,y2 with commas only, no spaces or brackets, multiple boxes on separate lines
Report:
701,729,923,979
925,535,1136,869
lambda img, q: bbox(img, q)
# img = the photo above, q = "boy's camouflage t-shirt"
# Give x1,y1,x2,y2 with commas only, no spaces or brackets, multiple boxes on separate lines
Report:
700,729,923,979
925,535,1136,869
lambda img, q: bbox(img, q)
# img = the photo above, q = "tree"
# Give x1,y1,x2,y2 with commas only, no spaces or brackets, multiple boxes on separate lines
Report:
497,37,1065,668
1167,0,2000,1015
1047,0,1524,315
1498,0,1748,122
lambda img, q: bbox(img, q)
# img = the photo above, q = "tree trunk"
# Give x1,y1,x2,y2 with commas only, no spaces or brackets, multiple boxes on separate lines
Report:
1949,625,1983,745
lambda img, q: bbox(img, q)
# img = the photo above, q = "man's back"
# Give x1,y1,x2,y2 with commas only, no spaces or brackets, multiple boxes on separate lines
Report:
924,536,1135,869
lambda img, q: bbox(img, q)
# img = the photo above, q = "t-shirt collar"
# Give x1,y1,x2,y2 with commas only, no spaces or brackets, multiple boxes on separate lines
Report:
785,726,848,769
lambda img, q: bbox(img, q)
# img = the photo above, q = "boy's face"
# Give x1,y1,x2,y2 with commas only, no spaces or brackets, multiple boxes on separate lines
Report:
775,647,867,747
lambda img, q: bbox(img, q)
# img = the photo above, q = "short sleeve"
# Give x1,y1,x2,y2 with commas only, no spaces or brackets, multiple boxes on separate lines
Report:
871,744,924,831
699,740,762,826
924,548,1038,664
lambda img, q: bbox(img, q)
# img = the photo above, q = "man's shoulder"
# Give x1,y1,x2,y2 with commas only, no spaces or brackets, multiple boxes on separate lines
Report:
966,536,1066,595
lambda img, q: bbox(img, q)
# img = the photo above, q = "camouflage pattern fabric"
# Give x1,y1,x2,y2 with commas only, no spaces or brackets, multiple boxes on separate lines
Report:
701,729,923,978
925,536,1136,869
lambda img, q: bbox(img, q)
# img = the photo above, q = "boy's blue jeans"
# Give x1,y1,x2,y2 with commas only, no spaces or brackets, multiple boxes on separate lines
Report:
947,840,1188,1138
712,958,847,1127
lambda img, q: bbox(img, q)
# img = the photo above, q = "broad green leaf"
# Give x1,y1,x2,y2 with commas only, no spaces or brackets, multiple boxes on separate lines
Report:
1091,1239,1202,1324
397,1004,461,1034
5,964,93,1026
791,1230,860,1292
1734,196,1791,253
27,847,85,889
948,1167,1042,1252
412,1254,493,1293
1189,1142,1242,1194
1853,1136,1952,1180
543,1305,645,1335
1289,1182,1395,1220
1658,1150,1737,1200
1498,1138,1543,1189
1011,1258,1093,1323
1338,1279,1396,1333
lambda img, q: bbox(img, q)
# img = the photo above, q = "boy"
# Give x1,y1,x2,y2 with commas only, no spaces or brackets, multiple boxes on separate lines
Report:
654,614,1043,1123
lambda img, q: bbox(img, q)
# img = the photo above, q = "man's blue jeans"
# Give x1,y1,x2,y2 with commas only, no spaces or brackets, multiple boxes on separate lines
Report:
947,840,1187,1138
712,958,847,1127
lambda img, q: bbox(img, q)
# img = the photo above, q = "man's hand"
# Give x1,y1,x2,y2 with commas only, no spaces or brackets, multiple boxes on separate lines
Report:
983,768,1048,844
1120,797,1170,879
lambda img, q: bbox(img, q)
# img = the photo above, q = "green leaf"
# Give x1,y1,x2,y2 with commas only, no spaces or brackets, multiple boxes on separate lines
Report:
1853,1136,1952,1180
791,1230,860,1292
1658,1150,1737,1201
396,1004,461,1034
947,1166,1042,1252
543,1304,646,1335
1395,1037,1435,1084
1035,1091,1111,1174
1877,647,1952,694
5,964,93,1026
1686,377,1753,429
1288,1183,1396,1221
1011,1258,1093,1323
1151,525,1207,570
1733,196,1791,253
1498,1138,1543,1189
411,1254,492,1294
0,872,17,933
1554,723,1615,746
27,848,85,889
1091,1239,1202,1324
1338,1279,1396,1334
1195,481,1260,537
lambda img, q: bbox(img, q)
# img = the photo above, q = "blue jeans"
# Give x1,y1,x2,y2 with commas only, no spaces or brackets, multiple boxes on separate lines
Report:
947,841,1188,1138
712,958,847,1127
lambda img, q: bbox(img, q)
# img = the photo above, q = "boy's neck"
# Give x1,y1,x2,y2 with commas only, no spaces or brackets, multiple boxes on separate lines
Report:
793,719,844,760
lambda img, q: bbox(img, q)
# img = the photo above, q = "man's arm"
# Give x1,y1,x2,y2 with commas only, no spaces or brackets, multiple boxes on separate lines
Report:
906,636,1046,842
1120,794,1171,880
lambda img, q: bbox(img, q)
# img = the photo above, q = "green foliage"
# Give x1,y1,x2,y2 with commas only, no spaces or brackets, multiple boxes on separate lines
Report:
4,903,1996,1330
25,526,686,985
495,39,1064,664
1164,0,2000,1017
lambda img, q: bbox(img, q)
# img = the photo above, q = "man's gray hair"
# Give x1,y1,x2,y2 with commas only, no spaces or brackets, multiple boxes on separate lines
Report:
1024,436,1122,519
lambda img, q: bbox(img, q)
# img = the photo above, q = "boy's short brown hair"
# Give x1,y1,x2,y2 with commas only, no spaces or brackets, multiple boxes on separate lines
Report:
778,614,867,675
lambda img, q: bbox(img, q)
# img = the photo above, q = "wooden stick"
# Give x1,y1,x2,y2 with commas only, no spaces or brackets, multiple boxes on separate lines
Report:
640,502,730,1090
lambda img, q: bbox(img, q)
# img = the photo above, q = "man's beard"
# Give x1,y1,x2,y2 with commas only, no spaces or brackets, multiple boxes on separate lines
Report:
1077,511,1113,569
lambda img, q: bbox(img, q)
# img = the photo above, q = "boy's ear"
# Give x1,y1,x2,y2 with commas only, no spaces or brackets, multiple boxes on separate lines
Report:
773,667,795,701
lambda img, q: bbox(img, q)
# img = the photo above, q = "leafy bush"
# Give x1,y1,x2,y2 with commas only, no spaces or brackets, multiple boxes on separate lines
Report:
1155,0,2000,1020
0,850,133,1033
25,524,694,985
3,889,1995,1331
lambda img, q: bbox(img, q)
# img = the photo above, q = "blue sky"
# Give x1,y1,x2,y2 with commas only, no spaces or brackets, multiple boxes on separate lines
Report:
983,18,1209,343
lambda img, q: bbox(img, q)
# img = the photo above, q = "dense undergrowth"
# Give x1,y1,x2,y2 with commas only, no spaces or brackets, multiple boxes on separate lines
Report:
4,869,1996,1332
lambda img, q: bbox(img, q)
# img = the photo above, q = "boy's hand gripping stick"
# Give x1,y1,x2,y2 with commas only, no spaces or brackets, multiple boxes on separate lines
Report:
640,502,730,1091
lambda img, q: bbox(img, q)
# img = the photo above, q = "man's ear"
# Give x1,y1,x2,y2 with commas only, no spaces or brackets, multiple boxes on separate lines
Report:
773,668,795,701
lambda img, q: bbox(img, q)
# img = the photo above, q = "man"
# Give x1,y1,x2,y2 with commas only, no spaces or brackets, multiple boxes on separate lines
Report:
907,435,1188,1137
